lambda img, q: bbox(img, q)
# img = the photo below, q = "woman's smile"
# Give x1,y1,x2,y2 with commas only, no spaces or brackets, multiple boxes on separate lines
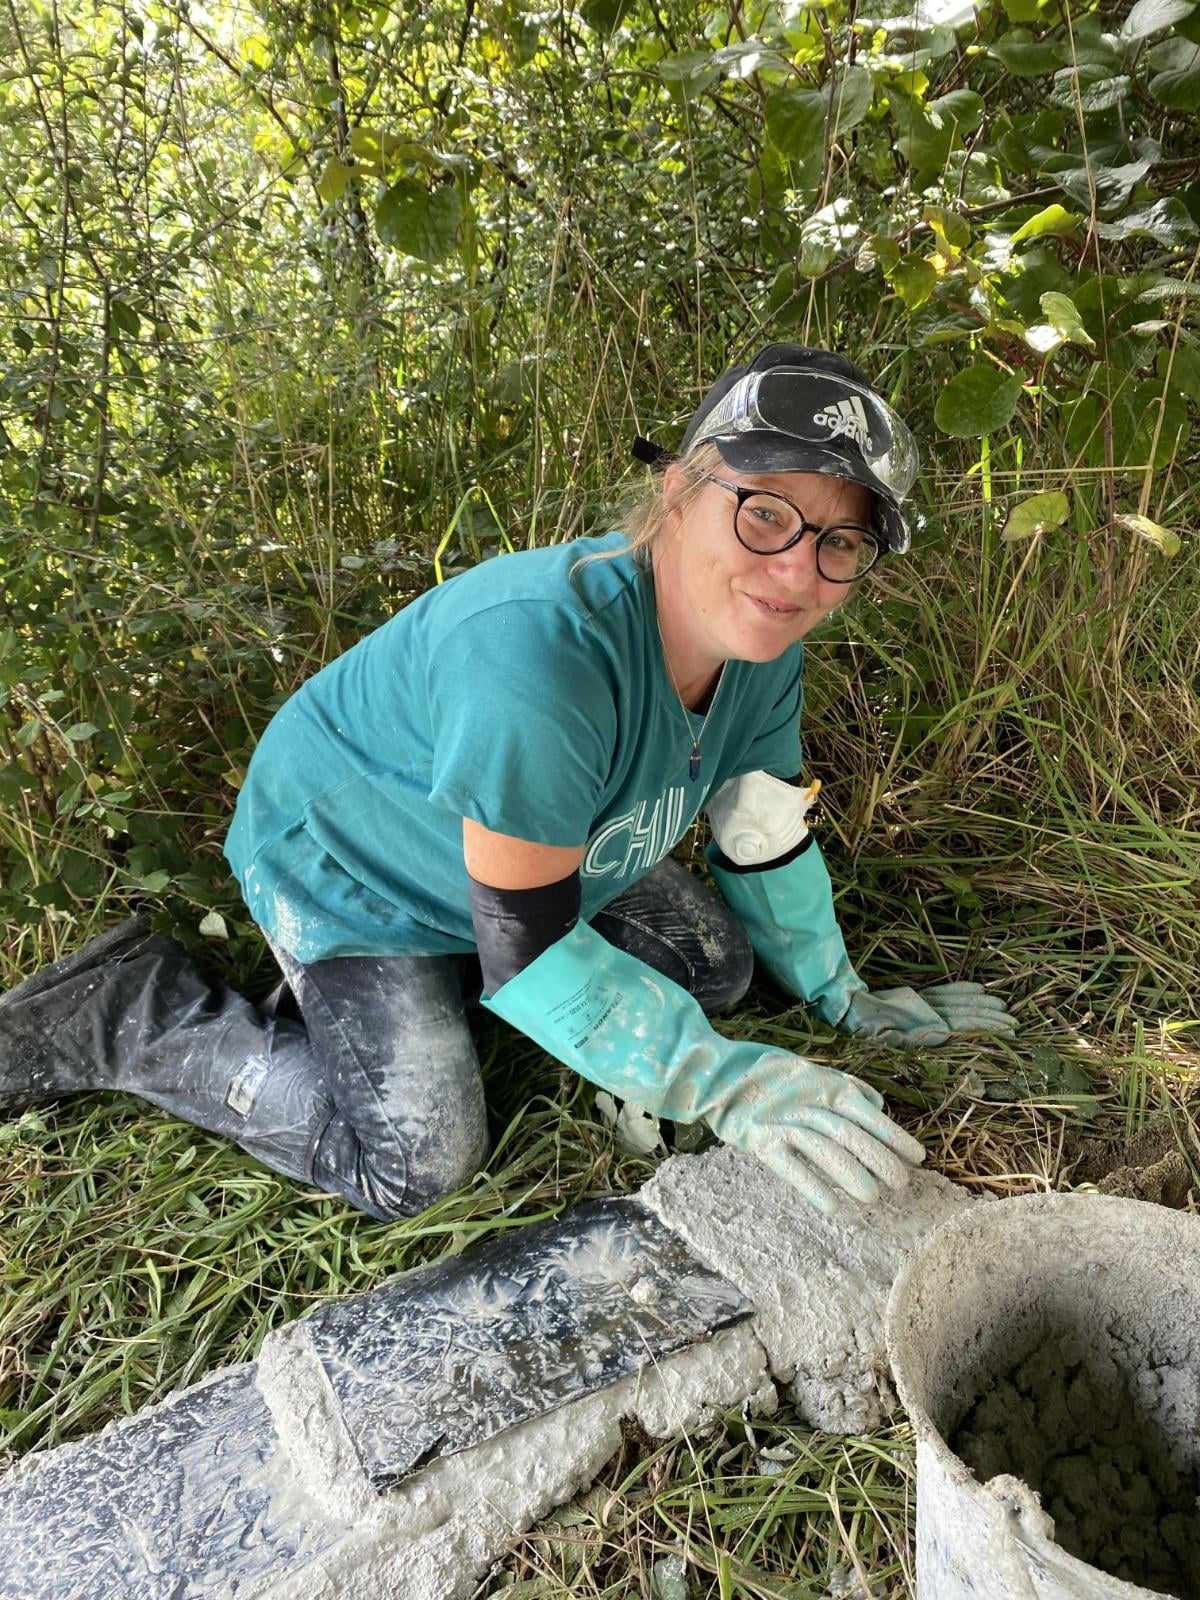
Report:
744,592,804,621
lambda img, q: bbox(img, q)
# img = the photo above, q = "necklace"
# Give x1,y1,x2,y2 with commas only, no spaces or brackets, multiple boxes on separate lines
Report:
653,579,726,783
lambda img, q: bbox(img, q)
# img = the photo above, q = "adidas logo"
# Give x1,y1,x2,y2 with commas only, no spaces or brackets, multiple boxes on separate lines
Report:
813,395,873,451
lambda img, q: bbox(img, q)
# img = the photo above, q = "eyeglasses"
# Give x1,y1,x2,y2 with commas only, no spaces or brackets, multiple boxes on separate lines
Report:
705,476,882,583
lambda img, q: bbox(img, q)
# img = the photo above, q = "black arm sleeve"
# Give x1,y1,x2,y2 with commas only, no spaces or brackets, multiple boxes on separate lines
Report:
468,869,582,997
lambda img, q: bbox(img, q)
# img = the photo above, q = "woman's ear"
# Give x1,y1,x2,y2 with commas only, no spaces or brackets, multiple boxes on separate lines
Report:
662,461,687,522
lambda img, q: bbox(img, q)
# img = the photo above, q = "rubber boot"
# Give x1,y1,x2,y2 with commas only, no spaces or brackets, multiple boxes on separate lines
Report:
0,917,335,1187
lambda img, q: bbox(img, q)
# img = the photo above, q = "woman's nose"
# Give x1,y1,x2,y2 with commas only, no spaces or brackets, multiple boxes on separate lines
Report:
764,532,823,592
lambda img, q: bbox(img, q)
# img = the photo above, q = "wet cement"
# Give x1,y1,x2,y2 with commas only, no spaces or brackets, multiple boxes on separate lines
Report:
951,1328,1200,1596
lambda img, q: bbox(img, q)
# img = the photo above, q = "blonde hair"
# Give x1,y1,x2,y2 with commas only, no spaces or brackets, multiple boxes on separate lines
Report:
569,442,726,583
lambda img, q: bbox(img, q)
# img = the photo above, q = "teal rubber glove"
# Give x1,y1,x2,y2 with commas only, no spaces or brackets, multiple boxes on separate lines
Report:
707,838,1018,1046
844,984,1017,1047
483,919,925,1215
706,836,867,1027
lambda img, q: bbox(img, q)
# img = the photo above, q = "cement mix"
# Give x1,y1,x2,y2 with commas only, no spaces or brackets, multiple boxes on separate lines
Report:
642,1144,978,1432
951,1330,1200,1595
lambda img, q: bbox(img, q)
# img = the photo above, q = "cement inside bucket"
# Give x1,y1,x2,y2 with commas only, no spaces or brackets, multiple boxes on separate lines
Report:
950,1316,1200,1593
886,1193,1200,1600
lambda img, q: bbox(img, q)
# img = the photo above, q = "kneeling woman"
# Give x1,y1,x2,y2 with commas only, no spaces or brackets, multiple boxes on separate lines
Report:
0,344,1014,1218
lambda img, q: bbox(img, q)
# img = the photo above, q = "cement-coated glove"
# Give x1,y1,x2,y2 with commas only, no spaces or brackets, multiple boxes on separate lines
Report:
700,1048,925,1216
706,773,1016,1047
482,918,925,1215
843,984,1017,1048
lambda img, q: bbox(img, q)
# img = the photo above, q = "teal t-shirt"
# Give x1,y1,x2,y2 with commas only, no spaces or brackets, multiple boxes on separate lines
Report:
224,532,804,961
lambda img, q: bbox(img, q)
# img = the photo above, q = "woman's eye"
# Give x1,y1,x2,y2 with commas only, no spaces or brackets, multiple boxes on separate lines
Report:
752,505,780,524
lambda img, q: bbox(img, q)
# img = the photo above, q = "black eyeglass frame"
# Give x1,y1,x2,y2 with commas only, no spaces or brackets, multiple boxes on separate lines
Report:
705,474,883,584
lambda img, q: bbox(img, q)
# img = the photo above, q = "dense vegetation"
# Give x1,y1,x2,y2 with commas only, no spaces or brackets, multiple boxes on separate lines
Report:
2,0,1198,1590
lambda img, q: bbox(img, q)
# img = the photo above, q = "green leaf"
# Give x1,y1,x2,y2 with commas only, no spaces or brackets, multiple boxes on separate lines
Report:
375,179,464,262
1038,291,1095,347
1134,380,1190,467
1120,0,1195,42
1010,203,1079,244
63,721,99,741
351,130,468,175
765,87,825,160
1001,490,1070,540
1001,0,1042,19
1068,15,1124,68
1024,323,1064,354
1148,39,1200,109
1114,513,1181,557
923,203,971,249
796,197,859,275
887,90,946,174
657,50,721,95
1049,69,1131,112
1055,158,1154,216
984,1048,1095,1102
908,306,979,345
199,910,228,939
55,780,83,816
133,869,170,893
110,300,140,337
889,254,938,309
1095,198,1199,246
934,364,1023,436
929,87,984,134
318,158,355,204
581,0,633,32
826,62,873,133
888,86,982,174
1158,344,1200,403
708,40,790,78
988,30,1067,75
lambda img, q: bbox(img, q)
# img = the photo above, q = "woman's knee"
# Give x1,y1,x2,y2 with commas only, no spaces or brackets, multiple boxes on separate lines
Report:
353,1076,491,1219
369,1117,490,1218
598,857,755,1015
695,917,754,1014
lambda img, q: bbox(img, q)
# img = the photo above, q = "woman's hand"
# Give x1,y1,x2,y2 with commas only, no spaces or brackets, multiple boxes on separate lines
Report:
843,983,1017,1048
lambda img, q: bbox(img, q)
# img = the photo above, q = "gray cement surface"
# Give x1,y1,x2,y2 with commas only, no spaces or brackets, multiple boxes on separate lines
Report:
642,1144,977,1431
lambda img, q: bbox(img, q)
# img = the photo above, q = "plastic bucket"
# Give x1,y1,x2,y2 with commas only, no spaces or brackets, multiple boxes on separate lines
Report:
885,1193,1200,1600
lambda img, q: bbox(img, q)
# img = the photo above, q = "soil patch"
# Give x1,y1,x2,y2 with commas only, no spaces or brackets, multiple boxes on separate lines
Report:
1068,1119,1195,1210
951,1332,1200,1596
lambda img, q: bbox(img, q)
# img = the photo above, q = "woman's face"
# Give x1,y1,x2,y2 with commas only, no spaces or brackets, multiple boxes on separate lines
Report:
658,463,874,670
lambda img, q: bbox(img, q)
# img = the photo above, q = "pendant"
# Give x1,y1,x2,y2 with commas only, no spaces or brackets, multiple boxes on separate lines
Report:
689,744,701,782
